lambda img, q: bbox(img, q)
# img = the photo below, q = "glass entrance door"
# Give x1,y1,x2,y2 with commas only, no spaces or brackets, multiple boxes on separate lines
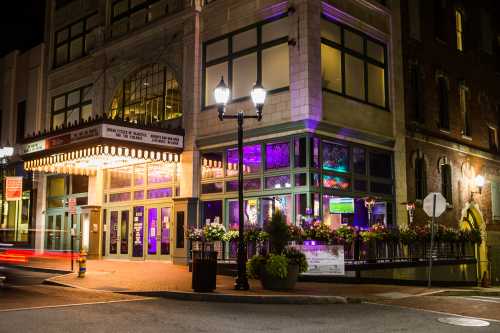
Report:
45,212,72,251
107,208,131,257
146,206,172,259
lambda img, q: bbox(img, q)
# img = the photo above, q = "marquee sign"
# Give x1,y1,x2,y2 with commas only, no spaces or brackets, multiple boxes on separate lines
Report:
21,124,183,155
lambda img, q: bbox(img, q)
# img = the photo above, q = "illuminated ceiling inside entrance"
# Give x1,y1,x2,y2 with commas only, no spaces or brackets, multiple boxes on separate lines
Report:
24,145,180,176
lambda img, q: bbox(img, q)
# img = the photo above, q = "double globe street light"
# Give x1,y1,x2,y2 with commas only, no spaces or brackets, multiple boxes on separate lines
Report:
213,77,266,290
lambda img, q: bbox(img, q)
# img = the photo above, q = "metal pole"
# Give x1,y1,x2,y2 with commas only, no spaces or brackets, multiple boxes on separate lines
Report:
235,111,249,290
71,214,74,272
428,194,436,288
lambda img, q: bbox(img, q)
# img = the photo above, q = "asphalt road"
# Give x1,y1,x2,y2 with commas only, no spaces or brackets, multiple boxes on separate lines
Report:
0,297,499,333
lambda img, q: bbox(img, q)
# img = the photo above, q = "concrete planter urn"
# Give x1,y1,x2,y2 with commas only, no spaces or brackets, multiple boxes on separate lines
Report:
260,264,299,291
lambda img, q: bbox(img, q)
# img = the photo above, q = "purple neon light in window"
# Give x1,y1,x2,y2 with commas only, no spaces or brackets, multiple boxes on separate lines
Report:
226,178,261,192
109,192,131,202
202,200,223,226
265,174,291,189
266,141,290,169
226,144,261,176
147,187,172,199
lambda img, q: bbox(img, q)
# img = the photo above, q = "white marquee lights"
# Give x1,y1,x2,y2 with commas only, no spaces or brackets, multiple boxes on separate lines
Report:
24,145,180,176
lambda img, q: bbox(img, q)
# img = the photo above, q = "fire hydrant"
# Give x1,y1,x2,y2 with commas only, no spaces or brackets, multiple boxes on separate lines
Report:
78,250,87,278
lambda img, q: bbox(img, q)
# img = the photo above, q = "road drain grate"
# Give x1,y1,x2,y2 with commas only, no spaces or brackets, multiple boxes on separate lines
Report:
437,317,490,327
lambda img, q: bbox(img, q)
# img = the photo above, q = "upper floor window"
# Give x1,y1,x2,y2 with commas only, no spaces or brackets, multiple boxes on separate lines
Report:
459,82,470,137
108,64,182,124
488,126,498,153
321,17,388,109
441,163,452,203
415,157,427,200
437,76,449,130
455,9,464,51
51,85,93,130
409,63,424,122
54,13,99,67
111,0,182,38
434,0,447,42
202,15,290,108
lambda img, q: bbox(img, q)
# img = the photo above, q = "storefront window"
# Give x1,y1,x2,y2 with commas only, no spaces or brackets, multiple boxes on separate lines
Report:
226,144,261,176
266,141,290,170
134,190,144,200
48,176,66,196
295,193,308,225
354,179,368,192
147,187,172,199
369,152,392,179
322,195,389,229
311,173,321,187
109,192,131,202
109,166,133,189
294,137,307,168
265,175,291,189
322,141,349,173
202,152,224,179
134,164,146,186
71,175,88,193
311,137,320,168
147,162,173,184
201,182,223,194
323,174,350,190
202,200,222,226
228,199,257,229
294,173,307,186
226,178,261,192
262,195,292,225
353,147,366,175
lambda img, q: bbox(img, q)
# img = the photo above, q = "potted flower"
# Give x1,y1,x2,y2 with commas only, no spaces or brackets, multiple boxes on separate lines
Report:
288,224,304,244
246,211,308,290
304,221,331,243
204,222,226,257
186,227,204,251
223,229,239,259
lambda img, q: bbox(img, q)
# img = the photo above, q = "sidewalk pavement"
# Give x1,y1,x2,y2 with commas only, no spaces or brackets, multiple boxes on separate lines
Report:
13,258,500,304
34,259,445,304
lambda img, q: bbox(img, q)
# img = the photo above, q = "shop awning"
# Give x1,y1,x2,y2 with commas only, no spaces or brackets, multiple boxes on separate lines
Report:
24,144,180,176
21,117,183,176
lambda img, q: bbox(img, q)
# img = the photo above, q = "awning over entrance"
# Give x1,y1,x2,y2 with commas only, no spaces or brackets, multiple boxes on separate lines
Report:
21,117,184,176
24,144,180,175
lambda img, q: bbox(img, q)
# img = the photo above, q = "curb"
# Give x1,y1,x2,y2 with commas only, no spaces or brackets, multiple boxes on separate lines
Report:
42,278,363,304
8,265,72,275
433,290,500,297
117,290,363,304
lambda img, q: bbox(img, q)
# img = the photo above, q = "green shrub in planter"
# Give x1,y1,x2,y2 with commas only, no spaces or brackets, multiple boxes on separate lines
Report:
265,254,288,279
283,247,308,274
265,211,289,254
247,255,266,279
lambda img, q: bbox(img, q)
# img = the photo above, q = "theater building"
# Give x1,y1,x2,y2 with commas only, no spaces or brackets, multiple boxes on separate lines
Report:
2,0,406,264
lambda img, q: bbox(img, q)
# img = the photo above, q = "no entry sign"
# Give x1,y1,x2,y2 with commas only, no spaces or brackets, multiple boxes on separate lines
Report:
423,192,447,218
5,177,23,201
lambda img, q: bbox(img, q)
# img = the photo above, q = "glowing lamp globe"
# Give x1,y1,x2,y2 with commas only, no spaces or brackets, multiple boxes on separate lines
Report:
214,77,230,106
474,175,485,189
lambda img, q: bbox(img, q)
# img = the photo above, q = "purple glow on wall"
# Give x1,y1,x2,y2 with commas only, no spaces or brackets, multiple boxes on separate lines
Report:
263,1,288,19
265,175,291,189
266,142,290,169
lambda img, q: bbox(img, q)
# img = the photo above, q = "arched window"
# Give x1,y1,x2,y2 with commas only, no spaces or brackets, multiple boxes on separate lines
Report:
109,64,181,124
415,157,427,200
441,163,452,203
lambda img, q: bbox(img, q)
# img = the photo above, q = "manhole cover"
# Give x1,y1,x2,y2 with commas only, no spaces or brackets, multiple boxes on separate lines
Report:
438,317,490,327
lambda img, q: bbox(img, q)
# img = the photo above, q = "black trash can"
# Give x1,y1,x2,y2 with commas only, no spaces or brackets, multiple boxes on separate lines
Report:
191,250,217,292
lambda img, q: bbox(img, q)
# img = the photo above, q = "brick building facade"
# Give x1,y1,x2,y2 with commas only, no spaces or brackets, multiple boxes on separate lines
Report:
401,0,500,284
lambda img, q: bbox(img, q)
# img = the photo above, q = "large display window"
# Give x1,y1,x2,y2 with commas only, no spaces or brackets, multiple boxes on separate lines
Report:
199,134,394,230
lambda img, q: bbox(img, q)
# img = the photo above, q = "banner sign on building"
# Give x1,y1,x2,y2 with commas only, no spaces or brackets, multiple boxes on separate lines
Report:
21,124,183,154
68,197,77,215
5,177,23,201
295,244,345,275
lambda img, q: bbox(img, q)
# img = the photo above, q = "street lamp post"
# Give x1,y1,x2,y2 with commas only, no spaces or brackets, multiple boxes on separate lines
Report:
0,147,14,240
214,77,266,290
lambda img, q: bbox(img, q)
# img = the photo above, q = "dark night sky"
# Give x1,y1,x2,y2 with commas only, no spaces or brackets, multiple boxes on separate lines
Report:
0,0,45,57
